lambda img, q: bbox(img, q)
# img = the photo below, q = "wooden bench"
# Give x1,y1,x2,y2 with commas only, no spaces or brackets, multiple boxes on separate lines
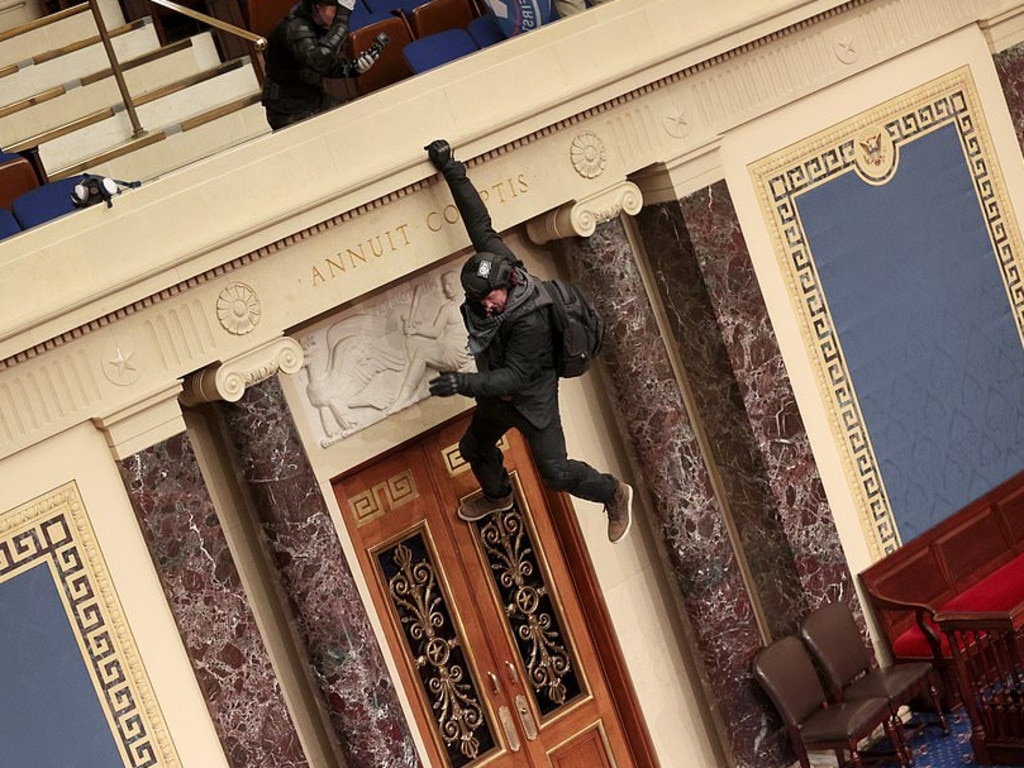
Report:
859,469,1024,708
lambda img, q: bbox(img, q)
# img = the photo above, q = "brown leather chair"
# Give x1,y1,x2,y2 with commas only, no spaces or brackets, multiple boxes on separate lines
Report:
342,15,414,97
244,0,297,39
800,601,948,765
0,153,40,212
753,635,906,768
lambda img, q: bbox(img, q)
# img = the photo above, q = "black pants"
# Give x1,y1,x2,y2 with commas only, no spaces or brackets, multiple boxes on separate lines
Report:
459,399,617,504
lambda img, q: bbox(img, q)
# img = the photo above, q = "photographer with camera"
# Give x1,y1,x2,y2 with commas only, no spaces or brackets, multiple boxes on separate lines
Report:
424,138,634,543
261,0,383,130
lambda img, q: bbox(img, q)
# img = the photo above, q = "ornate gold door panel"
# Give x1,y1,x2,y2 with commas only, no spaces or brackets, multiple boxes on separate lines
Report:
333,414,634,768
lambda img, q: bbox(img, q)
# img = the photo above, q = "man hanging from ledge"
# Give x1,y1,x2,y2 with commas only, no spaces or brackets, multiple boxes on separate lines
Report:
423,138,635,543
261,0,380,130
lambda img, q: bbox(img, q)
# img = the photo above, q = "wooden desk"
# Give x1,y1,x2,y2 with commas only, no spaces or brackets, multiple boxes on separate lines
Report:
936,602,1024,766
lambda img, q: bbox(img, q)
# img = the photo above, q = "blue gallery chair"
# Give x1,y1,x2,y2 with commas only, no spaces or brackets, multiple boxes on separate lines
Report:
0,150,40,211
12,176,82,230
402,28,478,73
406,0,474,37
467,13,504,47
0,209,22,241
350,0,393,29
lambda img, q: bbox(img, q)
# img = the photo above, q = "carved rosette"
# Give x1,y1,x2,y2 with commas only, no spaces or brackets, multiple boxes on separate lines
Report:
216,282,262,335
570,131,607,179
181,337,304,405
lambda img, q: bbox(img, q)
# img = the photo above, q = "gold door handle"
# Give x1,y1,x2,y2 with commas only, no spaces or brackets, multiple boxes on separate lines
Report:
498,706,521,752
505,660,518,685
514,694,538,741
487,671,501,694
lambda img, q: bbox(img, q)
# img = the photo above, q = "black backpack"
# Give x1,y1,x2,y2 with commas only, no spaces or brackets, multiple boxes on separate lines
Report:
543,279,605,378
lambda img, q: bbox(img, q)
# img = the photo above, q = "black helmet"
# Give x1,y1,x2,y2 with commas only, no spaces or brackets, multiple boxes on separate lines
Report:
461,252,513,301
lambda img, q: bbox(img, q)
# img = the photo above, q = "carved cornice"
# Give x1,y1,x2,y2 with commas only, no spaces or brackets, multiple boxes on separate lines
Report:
180,336,304,406
0,0,892,372
526,181,643,244
93,382,186,460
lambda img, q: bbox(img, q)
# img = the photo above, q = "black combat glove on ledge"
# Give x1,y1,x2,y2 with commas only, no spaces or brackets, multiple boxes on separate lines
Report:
425,139,461,176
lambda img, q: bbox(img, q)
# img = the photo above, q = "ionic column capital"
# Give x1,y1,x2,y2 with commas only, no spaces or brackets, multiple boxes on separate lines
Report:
526,181,643,245
181,336,304,406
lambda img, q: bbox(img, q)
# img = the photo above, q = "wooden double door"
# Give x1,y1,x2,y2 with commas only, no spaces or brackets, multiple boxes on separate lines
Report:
332,414,637,768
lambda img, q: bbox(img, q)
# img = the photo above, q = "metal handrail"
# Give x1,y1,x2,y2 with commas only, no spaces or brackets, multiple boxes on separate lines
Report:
145,0,266,51
87,0,143,137
20,0,266,166
144,0,266,83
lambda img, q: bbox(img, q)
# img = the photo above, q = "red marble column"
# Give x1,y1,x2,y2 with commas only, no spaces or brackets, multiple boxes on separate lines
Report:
658,184,857,608
119,434,309,768
995,44,1024,151
216,376,421,768
634,201,810,641
562,219,783,768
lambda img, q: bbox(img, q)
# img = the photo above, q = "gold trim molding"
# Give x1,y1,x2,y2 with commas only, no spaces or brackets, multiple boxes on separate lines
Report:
0,482,182,767
749,66,1024,557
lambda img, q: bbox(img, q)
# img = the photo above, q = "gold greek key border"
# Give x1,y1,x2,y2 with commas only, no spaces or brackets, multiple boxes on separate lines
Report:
748,66,1024,558
441,435,509,477
347,469,419,527
0,481,181,767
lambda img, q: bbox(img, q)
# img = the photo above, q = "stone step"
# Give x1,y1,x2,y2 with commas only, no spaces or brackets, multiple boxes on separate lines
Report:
0,0,123,65
34,58,260,174
0,17,161,108
0,32,220,149
54,94,268,182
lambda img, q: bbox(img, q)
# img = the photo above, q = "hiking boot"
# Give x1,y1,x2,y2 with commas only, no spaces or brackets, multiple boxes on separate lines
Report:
458,490,514,522
605,482,634,543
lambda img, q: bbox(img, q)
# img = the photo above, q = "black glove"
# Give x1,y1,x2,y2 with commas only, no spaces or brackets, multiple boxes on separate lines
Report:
428,372,464,397
425,139,455,172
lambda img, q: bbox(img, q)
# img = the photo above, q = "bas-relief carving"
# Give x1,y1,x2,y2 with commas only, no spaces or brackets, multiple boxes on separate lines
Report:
215,283,261,336
295,263,474,446
0,0,995,469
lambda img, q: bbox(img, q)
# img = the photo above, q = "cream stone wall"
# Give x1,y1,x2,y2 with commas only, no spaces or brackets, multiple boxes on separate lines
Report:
8,1,1024,766
0,420,230,767
278,230,725,766
723,23,1024,651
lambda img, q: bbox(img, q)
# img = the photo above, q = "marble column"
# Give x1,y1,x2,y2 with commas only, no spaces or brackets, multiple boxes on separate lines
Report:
637,189,857,619
994,43,1024,151
562,218,784,768
216,375,421,768
110,402,309,768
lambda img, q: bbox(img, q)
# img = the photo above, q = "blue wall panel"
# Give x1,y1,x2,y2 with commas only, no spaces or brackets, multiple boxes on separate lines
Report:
0,563,123,767
796,122,1024,540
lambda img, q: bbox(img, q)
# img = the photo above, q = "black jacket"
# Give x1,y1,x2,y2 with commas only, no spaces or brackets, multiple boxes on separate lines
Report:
262,2,359,119
441,161,558,429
